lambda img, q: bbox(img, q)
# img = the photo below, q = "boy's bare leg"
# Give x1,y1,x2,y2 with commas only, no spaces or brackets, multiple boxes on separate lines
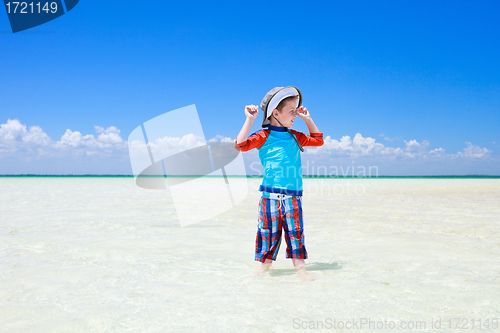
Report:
293,258,315,281
254,259,272,276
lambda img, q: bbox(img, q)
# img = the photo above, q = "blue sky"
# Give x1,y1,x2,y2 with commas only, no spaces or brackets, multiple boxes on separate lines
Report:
1,0,499,175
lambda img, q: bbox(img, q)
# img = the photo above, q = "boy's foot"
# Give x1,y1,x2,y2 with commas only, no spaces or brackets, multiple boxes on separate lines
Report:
253,262,272,276
296,266,315,281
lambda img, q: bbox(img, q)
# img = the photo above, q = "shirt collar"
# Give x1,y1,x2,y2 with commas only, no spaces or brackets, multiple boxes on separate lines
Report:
267,125,287,132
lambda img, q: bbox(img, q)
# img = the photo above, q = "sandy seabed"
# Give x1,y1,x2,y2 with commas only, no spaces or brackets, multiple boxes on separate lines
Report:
1,177,499,332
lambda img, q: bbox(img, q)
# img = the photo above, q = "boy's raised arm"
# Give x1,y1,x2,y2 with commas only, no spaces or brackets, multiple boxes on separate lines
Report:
304,117,320,135
236,105,259,144
293,106,324,147
297,106,320,134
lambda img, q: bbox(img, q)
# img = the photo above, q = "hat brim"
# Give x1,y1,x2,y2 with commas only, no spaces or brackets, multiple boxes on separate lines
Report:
261,86,302,127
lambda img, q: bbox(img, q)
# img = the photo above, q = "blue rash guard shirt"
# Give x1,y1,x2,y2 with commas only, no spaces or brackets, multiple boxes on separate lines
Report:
235,125,324,197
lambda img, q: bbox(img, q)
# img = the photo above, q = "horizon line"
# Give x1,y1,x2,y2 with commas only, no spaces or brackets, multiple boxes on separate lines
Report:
1,175,500,178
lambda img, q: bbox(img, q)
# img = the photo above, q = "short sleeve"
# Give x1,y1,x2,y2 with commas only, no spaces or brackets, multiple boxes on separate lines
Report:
234,130,269,152
290,130,324,147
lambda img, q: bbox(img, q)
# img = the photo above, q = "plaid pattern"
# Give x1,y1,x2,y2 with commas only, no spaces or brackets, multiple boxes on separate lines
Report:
255,196,308,262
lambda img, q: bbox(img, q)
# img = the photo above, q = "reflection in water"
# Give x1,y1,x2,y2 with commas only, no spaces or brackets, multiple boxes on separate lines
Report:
268,262,344,277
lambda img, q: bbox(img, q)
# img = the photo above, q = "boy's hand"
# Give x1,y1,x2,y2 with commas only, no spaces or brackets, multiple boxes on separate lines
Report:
296,106,312,122
245,105,259,120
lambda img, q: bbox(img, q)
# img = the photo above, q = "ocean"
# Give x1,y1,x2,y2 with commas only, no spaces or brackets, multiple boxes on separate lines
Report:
1,177,499,332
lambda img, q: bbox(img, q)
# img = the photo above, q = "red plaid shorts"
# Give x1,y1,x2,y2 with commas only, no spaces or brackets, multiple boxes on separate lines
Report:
255,195,308,262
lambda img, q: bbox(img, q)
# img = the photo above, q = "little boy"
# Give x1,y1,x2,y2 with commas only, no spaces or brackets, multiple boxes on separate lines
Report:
234,86,324,281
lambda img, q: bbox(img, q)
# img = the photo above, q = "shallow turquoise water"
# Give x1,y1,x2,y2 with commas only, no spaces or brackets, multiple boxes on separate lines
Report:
1,178,499,332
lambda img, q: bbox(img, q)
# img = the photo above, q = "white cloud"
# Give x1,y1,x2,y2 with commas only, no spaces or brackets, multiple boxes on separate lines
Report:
209,134,233,143
57,129,88,147
380,133,402,141
55,126,126,150
0,119,127,159
311,133,403,157
1,119,497,175
403,139,430,158
148,134,206,159
0,119,51,146
95,126,123,145
456,142,492,158
305,133,494,163
429,147,446,156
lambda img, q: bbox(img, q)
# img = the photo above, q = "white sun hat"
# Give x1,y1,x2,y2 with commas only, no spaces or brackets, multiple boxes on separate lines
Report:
260,86,302,128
